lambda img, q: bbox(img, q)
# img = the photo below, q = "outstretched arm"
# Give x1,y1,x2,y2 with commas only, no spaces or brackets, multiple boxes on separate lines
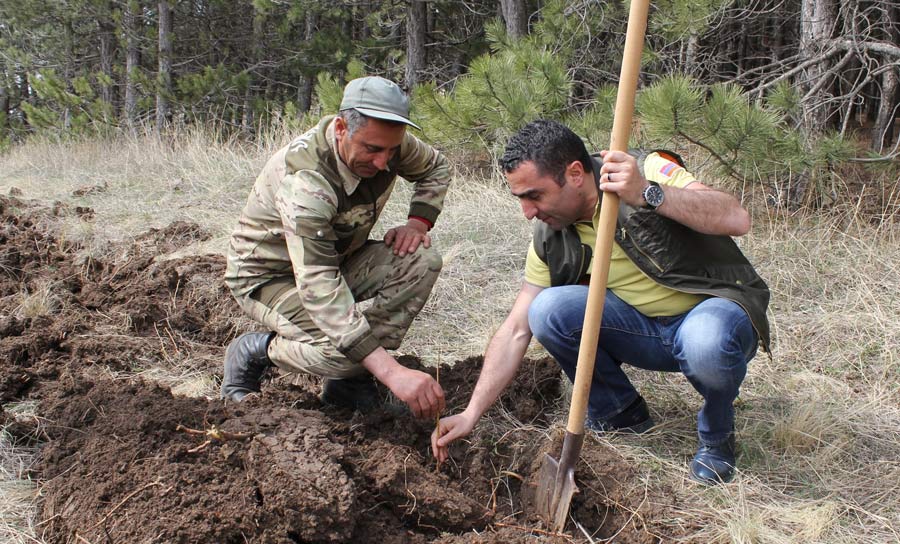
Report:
598,150,751,236
431,282,543,462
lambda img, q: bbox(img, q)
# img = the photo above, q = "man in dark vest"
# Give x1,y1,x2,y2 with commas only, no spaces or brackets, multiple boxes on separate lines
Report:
431,119,769,484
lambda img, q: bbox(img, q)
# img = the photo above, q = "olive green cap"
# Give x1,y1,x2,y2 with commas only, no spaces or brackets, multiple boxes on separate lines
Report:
339,76,421,130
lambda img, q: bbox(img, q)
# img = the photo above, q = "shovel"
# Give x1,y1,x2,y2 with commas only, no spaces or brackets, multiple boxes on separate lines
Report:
535,0,651,533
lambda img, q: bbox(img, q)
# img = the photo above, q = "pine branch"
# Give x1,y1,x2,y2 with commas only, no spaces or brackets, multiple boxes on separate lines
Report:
675,129,745,184
832,38,900,59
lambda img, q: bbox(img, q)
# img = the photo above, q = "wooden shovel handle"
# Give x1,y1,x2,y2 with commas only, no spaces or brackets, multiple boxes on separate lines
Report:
566,0,651,434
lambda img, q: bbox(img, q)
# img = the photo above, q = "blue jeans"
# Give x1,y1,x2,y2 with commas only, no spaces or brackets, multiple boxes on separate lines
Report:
528,286,758,445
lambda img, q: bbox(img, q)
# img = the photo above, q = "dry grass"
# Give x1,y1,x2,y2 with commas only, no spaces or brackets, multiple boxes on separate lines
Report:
0,407,42,544
0,124,290,257
2,128,899,542
13,281,60,320
601,201,900,543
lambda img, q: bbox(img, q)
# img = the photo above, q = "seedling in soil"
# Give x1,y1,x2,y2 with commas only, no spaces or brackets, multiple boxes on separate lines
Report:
175,424,254,453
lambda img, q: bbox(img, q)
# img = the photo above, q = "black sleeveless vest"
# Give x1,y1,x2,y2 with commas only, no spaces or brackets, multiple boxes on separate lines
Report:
533,151,771,352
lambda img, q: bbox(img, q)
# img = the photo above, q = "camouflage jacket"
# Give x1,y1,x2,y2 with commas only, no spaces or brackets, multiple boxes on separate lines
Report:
225,115,451,362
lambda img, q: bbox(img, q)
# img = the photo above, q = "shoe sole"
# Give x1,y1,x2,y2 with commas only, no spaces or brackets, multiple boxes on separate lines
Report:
588,417,655,435
689,461,736,485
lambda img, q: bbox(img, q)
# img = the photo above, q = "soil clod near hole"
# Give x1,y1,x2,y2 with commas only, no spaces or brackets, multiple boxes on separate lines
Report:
1,196,678,543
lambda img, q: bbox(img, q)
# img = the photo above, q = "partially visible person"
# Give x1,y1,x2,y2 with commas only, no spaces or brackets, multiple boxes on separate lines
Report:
432,119,769,484
222,76,451,420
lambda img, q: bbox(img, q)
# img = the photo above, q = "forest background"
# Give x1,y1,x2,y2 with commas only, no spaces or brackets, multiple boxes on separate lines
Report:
1,1,899,542
1,0,899,207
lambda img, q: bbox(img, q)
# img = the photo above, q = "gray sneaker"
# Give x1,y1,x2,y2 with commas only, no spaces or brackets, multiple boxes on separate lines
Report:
221,332,274,402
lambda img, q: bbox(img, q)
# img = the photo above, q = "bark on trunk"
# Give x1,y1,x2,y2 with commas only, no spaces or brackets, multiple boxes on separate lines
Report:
799,0,836,134
0,85,8,133
156,0,173,132
791,0,837,207
98,14,116,111
406,0,427,88
500,0,527,39
871,0,899,153
63,21,74,130
872,67,898,153
243,7,264,134
684,33,700,76
124,0,141,127
297,9,318,114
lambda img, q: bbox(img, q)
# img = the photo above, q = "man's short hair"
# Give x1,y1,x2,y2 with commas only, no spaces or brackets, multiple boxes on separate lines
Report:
499,120,593,186
339,108,370,137
340,76,420,129
340,107,408,138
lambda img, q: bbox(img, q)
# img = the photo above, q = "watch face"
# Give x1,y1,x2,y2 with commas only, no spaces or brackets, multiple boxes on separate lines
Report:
644,184,664,208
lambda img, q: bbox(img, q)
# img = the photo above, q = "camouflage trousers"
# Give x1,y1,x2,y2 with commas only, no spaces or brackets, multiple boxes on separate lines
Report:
233,241,441,379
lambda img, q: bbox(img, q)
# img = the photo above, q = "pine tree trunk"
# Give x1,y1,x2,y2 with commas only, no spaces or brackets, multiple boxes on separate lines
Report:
406,0,427,88
156,0,173,132
297,76,313,115
872,68,898,153
124,0,141,128
98,12,116,113
297,9,317,114
500,0,527,39
243,7,264,134
63,20,74,130
0,85,8,134
791,0,837,207
684,33,699,75
799,0,835,134
871,0,899,153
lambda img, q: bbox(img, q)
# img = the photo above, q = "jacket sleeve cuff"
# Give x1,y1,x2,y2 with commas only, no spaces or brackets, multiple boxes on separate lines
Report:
408,215,433,230
408,203,440,226
342,333,381,363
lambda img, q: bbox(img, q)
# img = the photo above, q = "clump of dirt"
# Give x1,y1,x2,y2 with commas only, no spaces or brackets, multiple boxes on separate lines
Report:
0,195,239,403
1,196,678,543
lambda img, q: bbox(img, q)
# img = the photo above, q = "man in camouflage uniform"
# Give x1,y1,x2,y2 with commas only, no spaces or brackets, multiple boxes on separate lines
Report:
222,76,450,419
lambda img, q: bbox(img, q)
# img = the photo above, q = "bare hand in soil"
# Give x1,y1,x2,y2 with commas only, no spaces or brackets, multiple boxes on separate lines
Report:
431,412,477,463
384,366,445,419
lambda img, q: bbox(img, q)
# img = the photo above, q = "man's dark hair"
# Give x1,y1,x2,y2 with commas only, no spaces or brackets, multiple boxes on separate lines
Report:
499,119,592,186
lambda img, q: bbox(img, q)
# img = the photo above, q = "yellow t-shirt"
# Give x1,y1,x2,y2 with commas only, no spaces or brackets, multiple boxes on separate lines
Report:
524,152,706,317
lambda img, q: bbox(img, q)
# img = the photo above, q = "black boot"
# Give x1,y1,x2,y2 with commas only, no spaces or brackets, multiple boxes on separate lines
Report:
221,332,274,402
690,434,737,484
586,396,655,434
320,374,382,413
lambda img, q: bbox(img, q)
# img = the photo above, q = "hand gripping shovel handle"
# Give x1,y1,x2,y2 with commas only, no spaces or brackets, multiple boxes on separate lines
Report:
538,0,651,533
567,0,650,436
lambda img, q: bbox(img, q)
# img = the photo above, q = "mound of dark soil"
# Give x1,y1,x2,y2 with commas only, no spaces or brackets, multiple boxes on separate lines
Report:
1,196,677,543
0,196,238,403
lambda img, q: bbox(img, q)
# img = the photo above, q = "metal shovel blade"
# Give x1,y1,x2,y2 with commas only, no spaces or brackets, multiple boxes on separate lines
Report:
535,431,584,533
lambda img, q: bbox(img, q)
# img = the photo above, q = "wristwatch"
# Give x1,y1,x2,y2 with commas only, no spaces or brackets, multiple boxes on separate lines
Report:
642,181,664,210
